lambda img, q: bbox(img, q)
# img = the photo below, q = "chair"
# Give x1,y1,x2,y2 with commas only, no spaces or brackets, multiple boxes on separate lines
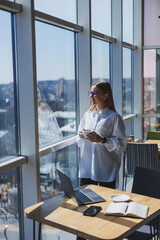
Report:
146,131,160,140
126,167,160,240
124,143,159,190
146,131,160,169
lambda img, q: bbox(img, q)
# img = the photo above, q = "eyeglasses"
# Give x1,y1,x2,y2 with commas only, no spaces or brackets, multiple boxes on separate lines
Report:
88,91,98,97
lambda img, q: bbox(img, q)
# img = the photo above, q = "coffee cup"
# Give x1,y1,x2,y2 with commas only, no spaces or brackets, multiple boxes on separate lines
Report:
128,135,135,142
83,129,91,138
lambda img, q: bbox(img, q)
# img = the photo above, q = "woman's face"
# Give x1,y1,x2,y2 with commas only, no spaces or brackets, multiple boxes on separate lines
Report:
89,86,108,108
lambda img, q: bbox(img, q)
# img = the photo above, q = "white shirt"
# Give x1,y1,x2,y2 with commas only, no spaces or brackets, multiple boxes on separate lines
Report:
76,108,127,187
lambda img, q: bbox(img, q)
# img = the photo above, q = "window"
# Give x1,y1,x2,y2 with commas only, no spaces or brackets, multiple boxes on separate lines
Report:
0,11,16,160
123,0,133,44
92,38,110,84
40,144,78,200
91,0,111,36
124,121,134,137
123,47,133,116
35,21,77,148
34,0,77,23
0,168,21,240
143,117,160,137
143,49,160,114
144,0,160,46
143,49,160,136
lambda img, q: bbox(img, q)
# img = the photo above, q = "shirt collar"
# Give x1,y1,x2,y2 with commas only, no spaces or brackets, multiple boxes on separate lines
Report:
93,107,110,115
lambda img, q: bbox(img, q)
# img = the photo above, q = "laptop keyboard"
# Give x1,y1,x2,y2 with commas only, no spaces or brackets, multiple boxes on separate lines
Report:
75,190,92,203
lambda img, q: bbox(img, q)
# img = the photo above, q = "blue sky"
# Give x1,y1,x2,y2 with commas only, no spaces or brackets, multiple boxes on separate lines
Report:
0,0,133,84
0,11,13,84
35,21,75,81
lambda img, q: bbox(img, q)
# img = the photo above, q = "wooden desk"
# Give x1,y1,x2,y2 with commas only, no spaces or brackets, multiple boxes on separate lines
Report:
25,185,160,240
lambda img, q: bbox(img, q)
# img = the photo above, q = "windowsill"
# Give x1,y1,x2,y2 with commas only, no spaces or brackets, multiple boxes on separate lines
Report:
0,156,27,174
123,113,137,122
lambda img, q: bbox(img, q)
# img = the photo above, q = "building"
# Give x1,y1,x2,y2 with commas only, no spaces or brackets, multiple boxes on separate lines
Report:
0,0,159,239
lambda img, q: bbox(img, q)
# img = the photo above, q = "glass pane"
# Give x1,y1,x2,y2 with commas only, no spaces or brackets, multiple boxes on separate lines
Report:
91,0,111,36
0,168,20,240
92,38,110,84
143,117,160,138
143,50,160,114
34,0,76,23
0,11,16,159
123,48,132,115
124,120,134,138
35,21,76,148
123,0,133,44
144,0,160,46
40,144,78,200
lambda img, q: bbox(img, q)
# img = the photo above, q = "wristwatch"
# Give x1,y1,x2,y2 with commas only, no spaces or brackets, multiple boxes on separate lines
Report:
102,137,107,144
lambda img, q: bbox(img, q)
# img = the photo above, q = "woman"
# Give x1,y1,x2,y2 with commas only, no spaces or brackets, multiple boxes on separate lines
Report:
77,81,127,189
76,81,126,240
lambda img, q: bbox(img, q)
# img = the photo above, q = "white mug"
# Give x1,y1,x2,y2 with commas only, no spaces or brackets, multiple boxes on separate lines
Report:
83,129,91,138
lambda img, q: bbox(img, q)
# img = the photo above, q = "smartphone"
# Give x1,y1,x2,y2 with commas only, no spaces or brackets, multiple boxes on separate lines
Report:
83,206,102,217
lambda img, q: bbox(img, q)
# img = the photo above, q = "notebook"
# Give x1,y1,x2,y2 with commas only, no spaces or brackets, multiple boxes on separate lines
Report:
57,169,106,205
105,202,149,219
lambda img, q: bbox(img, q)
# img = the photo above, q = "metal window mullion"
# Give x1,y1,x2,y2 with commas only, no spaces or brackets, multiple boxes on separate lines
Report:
122,41,137,50
109,43,113,86
39,136,77,157
34,10,83,33
133,0,142,139
11,11,24,240
74,30,80,180
11,13,21,156
0,156,27,174
15,0,40,239
112,0,123,116
143,45,160,50
123,113,137,122
132,0,134,45
0,0,22,13
143,114,160,118
91,30,116,43
131,49,134,133
75,32,79,136
131,49,134,114
77,0,91,120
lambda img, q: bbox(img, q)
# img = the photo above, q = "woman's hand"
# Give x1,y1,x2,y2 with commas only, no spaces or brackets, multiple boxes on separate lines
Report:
86,131,103,143
79,131,84,138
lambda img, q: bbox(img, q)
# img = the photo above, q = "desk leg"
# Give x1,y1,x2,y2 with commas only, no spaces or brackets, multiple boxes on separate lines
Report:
38,223,42,240
156,217,159,240
33,221,35,240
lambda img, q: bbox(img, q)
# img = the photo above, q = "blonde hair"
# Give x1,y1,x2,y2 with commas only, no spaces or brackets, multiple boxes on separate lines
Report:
89,81,116,112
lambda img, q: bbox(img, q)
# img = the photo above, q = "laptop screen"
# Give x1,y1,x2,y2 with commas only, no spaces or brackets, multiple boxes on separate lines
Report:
57,169,78,204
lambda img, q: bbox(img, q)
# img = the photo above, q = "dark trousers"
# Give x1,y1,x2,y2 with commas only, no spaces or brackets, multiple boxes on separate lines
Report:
76,178,116,240
80,178,116,189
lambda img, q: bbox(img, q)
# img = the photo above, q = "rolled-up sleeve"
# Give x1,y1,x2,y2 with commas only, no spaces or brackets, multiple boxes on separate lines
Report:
76,114,86,148
103,115,127,153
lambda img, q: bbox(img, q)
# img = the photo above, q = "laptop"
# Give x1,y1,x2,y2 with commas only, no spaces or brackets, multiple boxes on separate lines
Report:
57,169,106,205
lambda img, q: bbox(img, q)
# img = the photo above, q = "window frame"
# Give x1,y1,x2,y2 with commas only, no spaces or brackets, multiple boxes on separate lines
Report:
0,1,24,167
